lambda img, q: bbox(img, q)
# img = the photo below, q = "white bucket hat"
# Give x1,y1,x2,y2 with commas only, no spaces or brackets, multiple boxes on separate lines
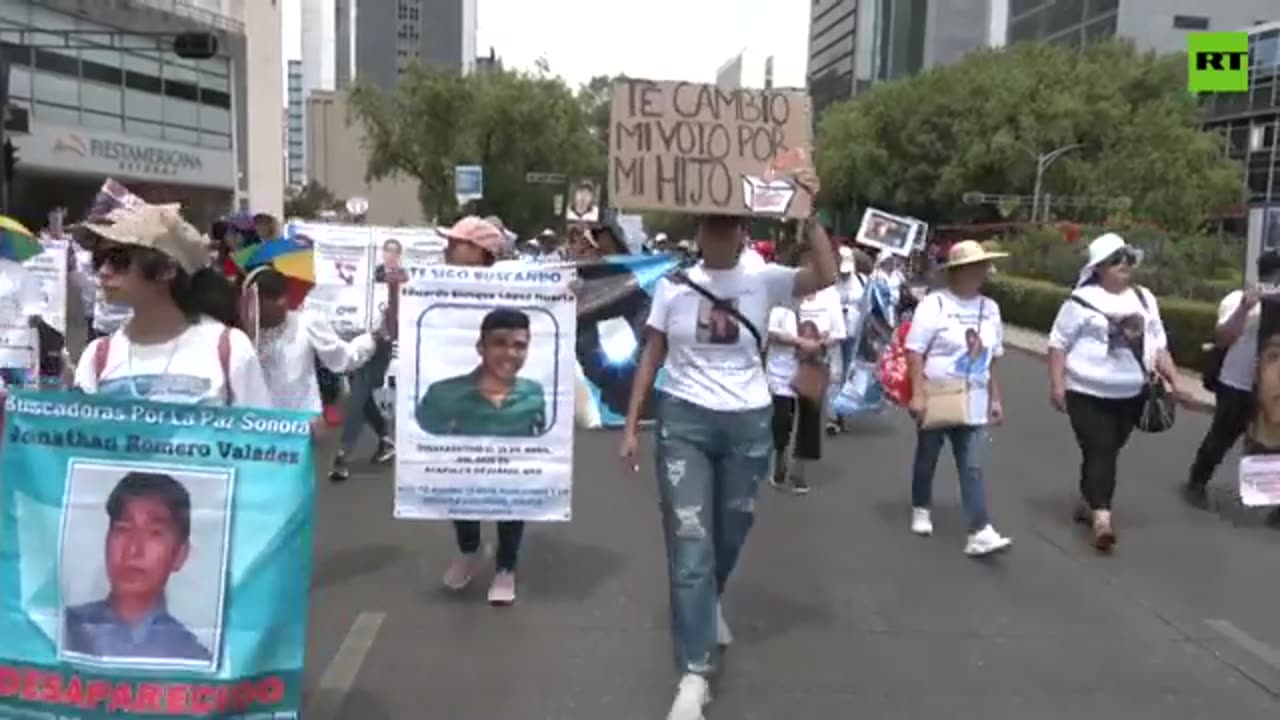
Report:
1076,233,1143,288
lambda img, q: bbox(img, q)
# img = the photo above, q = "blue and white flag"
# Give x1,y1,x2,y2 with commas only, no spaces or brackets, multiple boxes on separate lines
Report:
832,276,896,417
573,253,679,428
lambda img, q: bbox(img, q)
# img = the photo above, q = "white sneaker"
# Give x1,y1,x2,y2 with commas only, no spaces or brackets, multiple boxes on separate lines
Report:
715,602,732,647
487,570,517,606
666,674,710,720
442,553,481,590
910,508,933,536
964,525,1012,556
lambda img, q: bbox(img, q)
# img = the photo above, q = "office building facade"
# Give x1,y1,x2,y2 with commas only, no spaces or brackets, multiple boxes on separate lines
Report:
1,0,238,227
306,89,425,224
1007,0,1277,53
286,59,305,187
301,0,337,95
1,0,283,227
807,0,1003,115
716,49,802,90
337,0,477,92
1202,21,1280,205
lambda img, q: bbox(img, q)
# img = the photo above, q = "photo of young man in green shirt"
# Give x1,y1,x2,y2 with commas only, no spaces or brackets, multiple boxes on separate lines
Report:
416,308,549,437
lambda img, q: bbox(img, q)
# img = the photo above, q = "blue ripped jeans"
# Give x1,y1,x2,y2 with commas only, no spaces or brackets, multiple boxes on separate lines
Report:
911,425,991,532
654,393,772,675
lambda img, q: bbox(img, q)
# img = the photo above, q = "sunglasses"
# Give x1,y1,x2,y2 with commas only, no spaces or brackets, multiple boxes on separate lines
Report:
1103,249,1139,267
91,244,134,272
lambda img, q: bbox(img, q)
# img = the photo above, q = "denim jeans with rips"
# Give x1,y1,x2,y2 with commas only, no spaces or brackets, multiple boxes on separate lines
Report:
654,393,772,675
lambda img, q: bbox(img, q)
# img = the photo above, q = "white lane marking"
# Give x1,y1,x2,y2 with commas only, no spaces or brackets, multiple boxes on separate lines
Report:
303,611,387,720
1205,619,1280,672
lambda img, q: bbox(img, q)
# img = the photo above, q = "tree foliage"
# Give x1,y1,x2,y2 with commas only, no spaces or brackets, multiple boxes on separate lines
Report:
283,180,343,219
577,74,626,176
348,65,599,235
816,40,1242,233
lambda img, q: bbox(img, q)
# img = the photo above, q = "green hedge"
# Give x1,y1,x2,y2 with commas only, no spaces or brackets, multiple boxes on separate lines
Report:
985,275,1219,373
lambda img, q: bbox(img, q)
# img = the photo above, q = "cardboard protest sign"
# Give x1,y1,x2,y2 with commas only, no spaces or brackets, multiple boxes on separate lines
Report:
608,79,813,218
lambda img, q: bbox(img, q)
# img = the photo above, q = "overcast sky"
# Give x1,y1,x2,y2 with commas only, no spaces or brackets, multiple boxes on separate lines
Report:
281,0,809,90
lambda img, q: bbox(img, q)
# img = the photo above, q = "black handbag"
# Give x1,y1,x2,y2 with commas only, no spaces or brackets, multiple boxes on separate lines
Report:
1069,290,1175,434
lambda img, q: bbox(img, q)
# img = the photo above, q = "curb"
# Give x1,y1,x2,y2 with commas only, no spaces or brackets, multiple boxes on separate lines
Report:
1001,342,1215,415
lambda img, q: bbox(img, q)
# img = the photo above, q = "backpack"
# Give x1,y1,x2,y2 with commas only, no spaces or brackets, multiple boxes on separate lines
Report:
93,327,235,405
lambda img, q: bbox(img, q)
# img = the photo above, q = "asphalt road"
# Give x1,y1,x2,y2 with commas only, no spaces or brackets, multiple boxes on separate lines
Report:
300,349,1280,719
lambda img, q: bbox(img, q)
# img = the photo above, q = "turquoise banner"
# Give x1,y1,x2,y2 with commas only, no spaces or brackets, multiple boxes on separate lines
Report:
0,391,315,719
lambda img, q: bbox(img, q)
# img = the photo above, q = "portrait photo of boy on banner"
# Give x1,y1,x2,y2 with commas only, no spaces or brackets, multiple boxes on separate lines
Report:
58,462,234,671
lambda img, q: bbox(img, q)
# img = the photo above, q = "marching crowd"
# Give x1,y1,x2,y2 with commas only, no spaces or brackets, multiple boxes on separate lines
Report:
0,170,1271,720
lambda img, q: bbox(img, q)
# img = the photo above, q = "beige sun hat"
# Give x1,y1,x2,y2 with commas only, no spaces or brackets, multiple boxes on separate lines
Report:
940,239,1010,269
82,203,209,274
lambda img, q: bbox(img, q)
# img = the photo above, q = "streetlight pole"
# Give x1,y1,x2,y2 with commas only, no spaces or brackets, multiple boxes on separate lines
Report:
1030,143,1083,223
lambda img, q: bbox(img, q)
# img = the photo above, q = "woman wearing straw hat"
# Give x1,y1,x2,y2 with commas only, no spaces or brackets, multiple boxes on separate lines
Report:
903,240,1012,557
1047,233,1179,551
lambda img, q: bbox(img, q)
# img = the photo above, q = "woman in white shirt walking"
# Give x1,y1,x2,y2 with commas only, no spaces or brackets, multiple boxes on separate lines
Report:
766,246,846,493
73,204,271,408
904,241,1012,557
1047,233,1180,551
1184,252,1280,508
620,191,838,719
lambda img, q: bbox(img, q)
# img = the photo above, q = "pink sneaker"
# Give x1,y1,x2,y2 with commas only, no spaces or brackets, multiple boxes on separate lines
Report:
487,571,517,606
442,553,480,590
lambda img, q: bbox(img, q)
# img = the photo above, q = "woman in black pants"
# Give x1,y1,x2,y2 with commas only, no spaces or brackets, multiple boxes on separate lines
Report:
765,247,845,493
1047,234,1180,551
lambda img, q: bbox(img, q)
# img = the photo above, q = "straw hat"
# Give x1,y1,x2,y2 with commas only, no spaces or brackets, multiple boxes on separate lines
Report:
82,203,208,274
940,239,1009,269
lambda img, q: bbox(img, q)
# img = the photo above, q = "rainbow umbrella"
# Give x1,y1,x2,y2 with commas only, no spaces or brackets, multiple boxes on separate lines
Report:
232,236,314,283
0,215,43,263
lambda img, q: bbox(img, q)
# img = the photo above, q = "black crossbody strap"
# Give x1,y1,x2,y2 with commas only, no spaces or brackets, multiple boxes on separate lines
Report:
675,272,765,353
1069,294,1148,375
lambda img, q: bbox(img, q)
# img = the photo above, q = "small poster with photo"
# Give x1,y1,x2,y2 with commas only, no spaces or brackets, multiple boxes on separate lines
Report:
855,208,921,258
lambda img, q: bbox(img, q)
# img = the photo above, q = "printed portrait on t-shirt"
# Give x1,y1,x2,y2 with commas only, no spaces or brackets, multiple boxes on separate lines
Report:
949,326,991,378
1106,313,1145,360
696,298,741,345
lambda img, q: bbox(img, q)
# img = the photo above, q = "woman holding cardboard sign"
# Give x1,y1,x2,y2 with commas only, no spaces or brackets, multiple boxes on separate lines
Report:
620,152,837,720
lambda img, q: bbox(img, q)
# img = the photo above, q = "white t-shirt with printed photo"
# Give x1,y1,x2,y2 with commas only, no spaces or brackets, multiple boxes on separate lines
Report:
765,288,846,397
1047,284,1167,399
1215,289,1259,392
904,290,1004,426
74,317,273,408
647,261,798,411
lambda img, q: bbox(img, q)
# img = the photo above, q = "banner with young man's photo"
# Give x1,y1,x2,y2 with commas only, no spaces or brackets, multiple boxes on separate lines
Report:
394,265,577,521
0,392,315,719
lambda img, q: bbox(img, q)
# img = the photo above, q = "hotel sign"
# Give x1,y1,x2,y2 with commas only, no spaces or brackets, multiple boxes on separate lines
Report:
15,123,234,189
51,133,204,177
